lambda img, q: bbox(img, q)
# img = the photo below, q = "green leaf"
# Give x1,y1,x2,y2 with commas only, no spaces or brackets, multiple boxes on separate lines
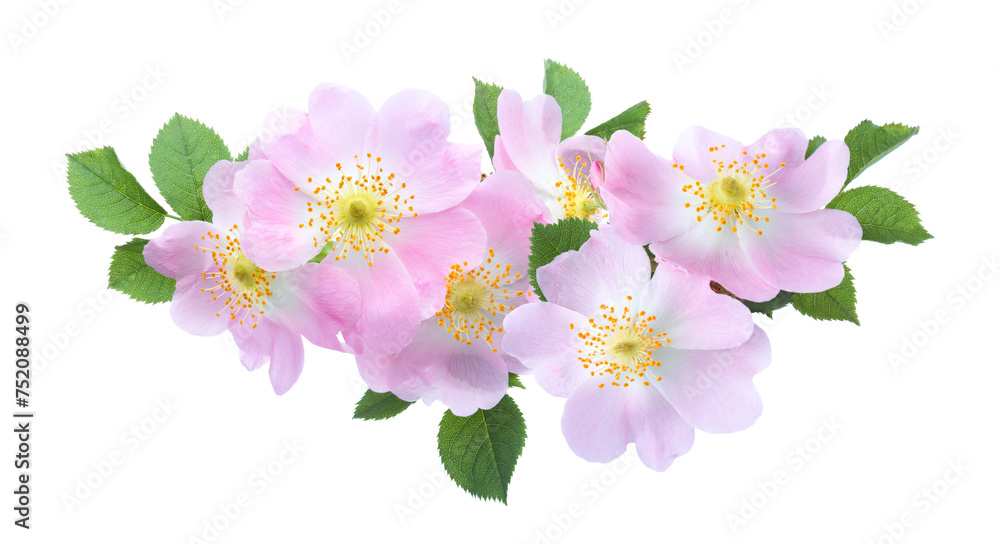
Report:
67,147,169,234
473,77,504,159
149,114,232,222
508,373,525,389
235,146,250,162
353,389,414,421
827,186,931,245
438,394,526,504
843,120,919,187
791,265,859,325
543,59,591,140
805,136,826,159
528,217,596,301
585,101,651,140
741,291,793,318
308,241,335,263
108,238,176,304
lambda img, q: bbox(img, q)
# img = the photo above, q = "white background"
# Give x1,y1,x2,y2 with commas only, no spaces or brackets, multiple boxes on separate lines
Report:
2,0,996,542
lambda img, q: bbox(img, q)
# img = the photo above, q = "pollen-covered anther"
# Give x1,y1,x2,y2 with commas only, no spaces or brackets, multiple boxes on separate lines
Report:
197,224,274,329
573,300,669,388
296,154,414,265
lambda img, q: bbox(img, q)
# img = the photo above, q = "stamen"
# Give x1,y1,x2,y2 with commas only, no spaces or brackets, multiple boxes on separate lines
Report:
435,249,526,352
572,302,669,388
556,153,606,221
197,224,275,329
676,145,784,237
296,154,415,266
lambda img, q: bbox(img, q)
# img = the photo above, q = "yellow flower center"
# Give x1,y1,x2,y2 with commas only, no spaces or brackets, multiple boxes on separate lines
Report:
195,225,275,329
572,296,670,388
344,197,375,226
232,254,259,290
556,154,604,221
449,280,489,315
436,249,526,351
295,154,416,267
677,145,786,236
713,176,749,206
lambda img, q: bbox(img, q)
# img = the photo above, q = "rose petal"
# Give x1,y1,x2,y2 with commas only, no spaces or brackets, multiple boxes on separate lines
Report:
536,225,650,316
602,131,695,245
236,160,319,271
652,326,771,433
742,209,861,294
502,302,589,397
561,384,695,470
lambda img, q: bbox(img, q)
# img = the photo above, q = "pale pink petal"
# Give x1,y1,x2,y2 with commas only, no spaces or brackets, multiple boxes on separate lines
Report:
231,319,273,371
235,160,319,271
257,109,338,183
258,86,374,183
366,89,480,214
652,326,771,433
561,384,630,463
230,318,305,394
536,225,649,316
743,128,808,173
202,160,247,227
342,251,422,354
492,134,517,171
628,387,697,471
502,353,530,375
742,209,861,294
602,131,695,245
767,140,850,213
555,134,606,183
639,264,754,350
496,89,561,192
366,88,451,166
266,324,306,395
501,302,589,397
385,320,508,417
385,141,483,216
143,220,216,279
561,384,695,470
169,275,230,336
651,220,780,303
245,138,267,161
460,171,546,274
671,126,745,182
278,262,361,351
387,207,487,317
307,84,376,160
355,349,392,392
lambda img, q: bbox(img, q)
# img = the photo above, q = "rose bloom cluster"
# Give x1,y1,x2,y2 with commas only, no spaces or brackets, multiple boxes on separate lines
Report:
145,84,861,470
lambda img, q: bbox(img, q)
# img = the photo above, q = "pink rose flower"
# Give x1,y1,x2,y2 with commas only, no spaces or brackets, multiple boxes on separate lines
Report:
143,160,361,394
355,171,547,416
502,226,770,470
601,127,862,302
494,88,607,222
236,84,487,353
